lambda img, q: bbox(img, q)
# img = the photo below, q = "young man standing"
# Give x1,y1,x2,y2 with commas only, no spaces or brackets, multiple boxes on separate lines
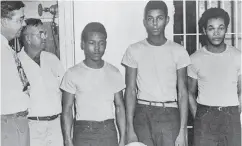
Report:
1,1,29,146
19,18,65,146
60,22,126,146
122,1,190,146
188,8,241,146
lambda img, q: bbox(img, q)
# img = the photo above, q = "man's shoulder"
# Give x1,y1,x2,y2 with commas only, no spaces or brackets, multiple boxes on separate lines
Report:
227,45,241,55
128,39,147,51
168,40,183,48
168,41,187,53
188,48,205,65
42,51,59,61
190,48,205,58
67,62,84,72
105,62,121,74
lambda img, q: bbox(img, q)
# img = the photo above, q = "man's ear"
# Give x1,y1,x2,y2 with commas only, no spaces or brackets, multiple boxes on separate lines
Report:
1,18,8,28
24,35,31,45
81,40,84,50
143,19,147,28
165,16,170,25
203,28,206,35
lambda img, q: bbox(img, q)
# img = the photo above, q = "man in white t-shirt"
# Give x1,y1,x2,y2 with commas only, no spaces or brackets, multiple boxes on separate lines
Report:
188,8,241,146
60,22,126,146
122,1,190,146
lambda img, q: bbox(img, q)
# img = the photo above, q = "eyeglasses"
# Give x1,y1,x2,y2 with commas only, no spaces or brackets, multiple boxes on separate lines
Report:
28,31,48,39
8,16,25,24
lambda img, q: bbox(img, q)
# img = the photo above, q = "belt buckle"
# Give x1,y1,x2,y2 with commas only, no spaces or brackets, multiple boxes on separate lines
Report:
162,103,165,108
47,116,51,121
218,107,222,111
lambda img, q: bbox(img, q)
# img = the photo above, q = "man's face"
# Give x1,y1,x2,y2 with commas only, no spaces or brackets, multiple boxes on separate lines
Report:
203,17,227,46
4,7,26,39
28,25,47,51
143,9,169,36
82,32,106,62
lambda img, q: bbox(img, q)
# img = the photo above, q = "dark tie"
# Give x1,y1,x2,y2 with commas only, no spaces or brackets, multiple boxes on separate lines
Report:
11,39,31,97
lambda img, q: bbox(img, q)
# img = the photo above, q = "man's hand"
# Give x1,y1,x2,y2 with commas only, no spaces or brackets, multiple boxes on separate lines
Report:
119,140,125,146
175,128,188,146
126,128,138,144
64,140,74,146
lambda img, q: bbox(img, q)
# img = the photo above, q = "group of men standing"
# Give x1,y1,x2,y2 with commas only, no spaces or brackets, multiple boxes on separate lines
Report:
1,1,241,146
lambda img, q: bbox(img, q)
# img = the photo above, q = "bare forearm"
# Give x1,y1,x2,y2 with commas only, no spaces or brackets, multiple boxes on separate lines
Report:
124,89,136,128
178,92,188,129
188,93,197,118
116,105,126,142
61,109,73,145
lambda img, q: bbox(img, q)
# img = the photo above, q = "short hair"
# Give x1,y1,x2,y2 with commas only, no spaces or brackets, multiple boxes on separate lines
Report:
1,1,25,19
81,22,107,42
198,8,230,46
20,18,43,45
144,0,168,18
199,8,230,30
21,18,43,35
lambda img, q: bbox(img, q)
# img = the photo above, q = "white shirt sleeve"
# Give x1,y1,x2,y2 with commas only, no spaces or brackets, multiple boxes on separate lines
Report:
175,47,191,69
114,71,126,93
187,59,198,79
121,46,138,68
60,70,76,94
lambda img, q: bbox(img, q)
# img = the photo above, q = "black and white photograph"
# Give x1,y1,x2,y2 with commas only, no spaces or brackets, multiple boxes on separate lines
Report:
1,1,241,146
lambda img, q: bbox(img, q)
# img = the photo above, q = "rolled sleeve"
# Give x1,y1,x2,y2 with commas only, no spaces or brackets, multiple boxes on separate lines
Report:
176,48,191,69
121,46,138,68
187,63,198,79
60,70,76,94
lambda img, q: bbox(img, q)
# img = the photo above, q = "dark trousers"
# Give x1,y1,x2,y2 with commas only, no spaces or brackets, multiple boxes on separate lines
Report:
194,104,241,146
1,116,30,146
134,103,180,146
73,119,118,146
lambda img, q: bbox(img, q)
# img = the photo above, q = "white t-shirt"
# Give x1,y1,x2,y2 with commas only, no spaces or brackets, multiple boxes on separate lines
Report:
122,39,191,104
60,61,125,121
18,50,65,116
187,45,241,106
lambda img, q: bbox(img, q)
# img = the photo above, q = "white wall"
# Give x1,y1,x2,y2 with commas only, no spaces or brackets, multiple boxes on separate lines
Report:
73,1,174,75
23,1,57,22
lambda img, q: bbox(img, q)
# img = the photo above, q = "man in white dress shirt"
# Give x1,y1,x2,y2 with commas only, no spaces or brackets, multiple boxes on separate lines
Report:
19,18,65,146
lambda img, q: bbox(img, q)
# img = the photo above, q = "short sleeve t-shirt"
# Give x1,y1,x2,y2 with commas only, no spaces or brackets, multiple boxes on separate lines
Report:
187,45,241,106
122,39,191,102
60,61,125,121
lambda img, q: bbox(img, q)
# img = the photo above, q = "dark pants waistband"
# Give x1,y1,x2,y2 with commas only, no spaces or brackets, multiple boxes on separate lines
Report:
197,103,239,112
28,113,60,121
75,119,114,127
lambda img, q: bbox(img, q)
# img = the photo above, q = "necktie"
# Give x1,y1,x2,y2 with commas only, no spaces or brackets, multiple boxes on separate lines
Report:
11,39,31,96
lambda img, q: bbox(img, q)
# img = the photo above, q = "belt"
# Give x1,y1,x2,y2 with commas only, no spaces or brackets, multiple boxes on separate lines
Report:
28,114,60,121
137,99,177,108
198,104,239,112
1,110,29,118
75,119,114,129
